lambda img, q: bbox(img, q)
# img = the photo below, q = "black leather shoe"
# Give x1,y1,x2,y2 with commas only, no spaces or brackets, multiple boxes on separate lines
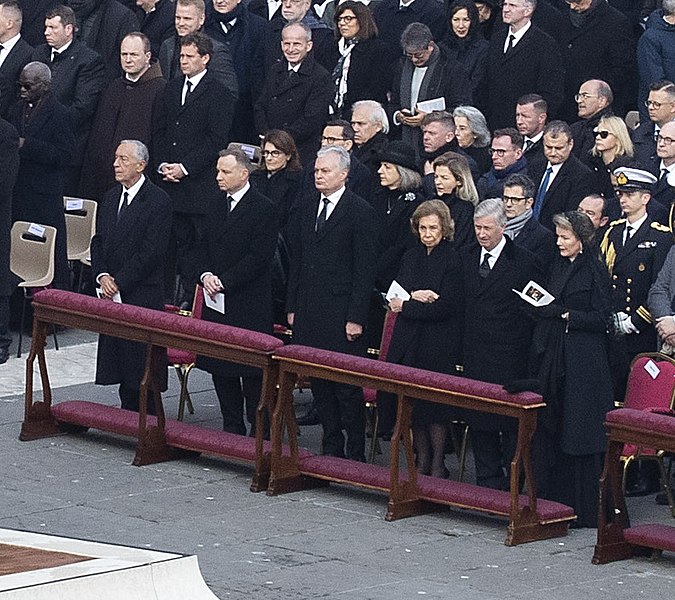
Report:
296,408,320,426
655,491,672,505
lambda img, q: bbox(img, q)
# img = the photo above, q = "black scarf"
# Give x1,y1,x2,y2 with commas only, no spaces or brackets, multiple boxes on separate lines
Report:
569,0,602,28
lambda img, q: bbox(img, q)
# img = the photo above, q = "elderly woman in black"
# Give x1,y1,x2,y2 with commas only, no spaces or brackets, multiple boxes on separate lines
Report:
331,1,389,118
524,211,614,528
444,0,489,95
388,200,464,478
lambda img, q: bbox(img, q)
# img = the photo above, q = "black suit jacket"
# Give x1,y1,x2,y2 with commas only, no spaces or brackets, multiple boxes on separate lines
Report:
158,34,239,100
0,37,33,118
91,177,172,387
254,56,333,164
531,155,598,232
287,188,377,354
135,0,175,59
19,0,58,48
153,70,234,214
196,186,280,376
513,216,557,275
483,24,564,128
631,120,659,176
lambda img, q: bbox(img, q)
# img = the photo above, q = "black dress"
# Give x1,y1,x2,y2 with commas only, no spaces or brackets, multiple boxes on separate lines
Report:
528,251,614,527
437,193,476,251
387,239,464,425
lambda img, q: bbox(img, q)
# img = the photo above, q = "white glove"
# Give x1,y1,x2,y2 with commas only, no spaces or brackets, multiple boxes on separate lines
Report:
614,312,638,335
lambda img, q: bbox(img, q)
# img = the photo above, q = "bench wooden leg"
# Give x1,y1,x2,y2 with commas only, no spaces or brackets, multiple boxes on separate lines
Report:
593,438,633,563
20,319,60,441
133,345,174,466
251,365,277,492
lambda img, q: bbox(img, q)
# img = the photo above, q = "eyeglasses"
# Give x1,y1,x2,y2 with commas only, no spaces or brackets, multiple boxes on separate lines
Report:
502,195,528,204
262,149,283,157
657,135,675,146
574,92,598,102
336,15,357,24
564,0,585,5
321,136,347,144
488,147,509,157
404,49,429,60
593,130,611,139
645,100,674,109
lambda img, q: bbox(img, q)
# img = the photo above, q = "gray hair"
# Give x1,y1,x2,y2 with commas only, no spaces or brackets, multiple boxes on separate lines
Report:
22,61,51,83
282,21,312,41
397,165,422,193
317,145,351,171
664,0,675,16
401,22,433,52
474,198,507,227
352,100,390,135
452,105,490,148
120,139,149,163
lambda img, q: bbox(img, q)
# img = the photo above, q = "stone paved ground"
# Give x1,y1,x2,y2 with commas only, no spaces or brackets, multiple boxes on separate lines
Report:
0,329,673,599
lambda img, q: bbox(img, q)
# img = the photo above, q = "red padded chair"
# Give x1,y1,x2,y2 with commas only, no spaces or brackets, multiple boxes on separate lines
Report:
620,352,675,515
165,285,204,421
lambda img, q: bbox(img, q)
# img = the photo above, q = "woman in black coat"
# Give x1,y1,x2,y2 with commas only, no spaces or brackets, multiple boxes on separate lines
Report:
432,152,478,250
443,0,489,95
452,105,492,174
331,1,391,118
388,200,464,478
525,211,614,528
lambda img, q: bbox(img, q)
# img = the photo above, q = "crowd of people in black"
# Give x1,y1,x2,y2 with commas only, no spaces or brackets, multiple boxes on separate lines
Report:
1,0,675,528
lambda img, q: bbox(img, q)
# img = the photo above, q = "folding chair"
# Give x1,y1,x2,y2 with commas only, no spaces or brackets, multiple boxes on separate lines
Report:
10,221,58,357
63,197,97,292
227,141,262,167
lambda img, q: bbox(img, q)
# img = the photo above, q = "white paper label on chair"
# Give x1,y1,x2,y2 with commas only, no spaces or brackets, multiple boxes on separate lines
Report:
66,199,84,210
27,223,46,238
644,359,660,380
239,145,256,160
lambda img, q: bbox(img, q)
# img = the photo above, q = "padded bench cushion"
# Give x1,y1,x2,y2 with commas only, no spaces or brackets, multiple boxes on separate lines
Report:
275,345,543,407
623,524,675,553
606,408,675,438
298,455,391,491
33,290,283,352
51,401,311,462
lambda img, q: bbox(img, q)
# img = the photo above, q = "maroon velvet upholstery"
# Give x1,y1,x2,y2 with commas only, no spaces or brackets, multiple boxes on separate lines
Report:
51,401,312,462
276,345,543,407
623,524,675,553
417,475,574,520
607,408,675,441
167,348,194,365
52,401,154,437
364,311,399,405
298,455,391,490
33,289,283,352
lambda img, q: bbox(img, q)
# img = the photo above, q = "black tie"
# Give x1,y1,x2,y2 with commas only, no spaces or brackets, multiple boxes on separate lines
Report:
479,253,492,278
117,191,130,222
51,49,59,63
227,194,234,213
183,79,192,105
505,34,515,54
316,197,330,233
661,168,669,182
0,44,4,54
623,225,634,247
524,139,533,153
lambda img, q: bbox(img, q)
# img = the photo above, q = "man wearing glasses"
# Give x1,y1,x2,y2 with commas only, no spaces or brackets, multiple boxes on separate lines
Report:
654,119,675,210
530,120,596,231
501,173,556,274
570,79,614,160
632,80,675,176
559,0,635,121
476,127,528,200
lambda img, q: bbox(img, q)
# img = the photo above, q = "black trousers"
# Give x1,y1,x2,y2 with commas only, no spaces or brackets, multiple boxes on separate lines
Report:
212,375,264,436
470,428,517,490
311,378,366,462
0,295,10,352
119,383,157,415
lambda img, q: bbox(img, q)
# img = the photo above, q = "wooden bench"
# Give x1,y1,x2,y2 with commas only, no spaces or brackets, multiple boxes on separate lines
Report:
593,408,675,563
20,289,285,492
268,345,575,545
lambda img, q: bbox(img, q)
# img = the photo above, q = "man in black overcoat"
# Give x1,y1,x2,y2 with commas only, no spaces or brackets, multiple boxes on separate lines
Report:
254,21,332,165
197,148,279,435
569,79,614,161
632,80,675,177
351,99,390,176
17,0,57,48
461,198,540,490
153,31,234,300
530,120,598,232
31,4,106,194
483,0,564,129
10,61,74,290
0,1,33,118
0,112,19,364
91,140,172,412
286,146,377,461
515,93,547,176
134,0,175,59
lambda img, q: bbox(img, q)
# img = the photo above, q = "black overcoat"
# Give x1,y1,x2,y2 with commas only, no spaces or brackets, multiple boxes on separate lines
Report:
338,37,391,114
286,189,376,354
195,187,280,377
0,37,33,118
91,178,172,389
0,118,19,297
153,71,234,215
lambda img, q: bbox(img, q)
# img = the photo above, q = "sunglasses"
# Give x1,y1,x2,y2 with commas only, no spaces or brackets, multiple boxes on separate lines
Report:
593,130,611,139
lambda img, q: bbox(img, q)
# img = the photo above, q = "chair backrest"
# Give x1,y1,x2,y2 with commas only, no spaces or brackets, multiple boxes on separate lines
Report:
227,141,262,167
64,197,97,261
624,353,675,411
10,221,57,287
624,110,640,131
378,310,398,363
192,284,204,320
